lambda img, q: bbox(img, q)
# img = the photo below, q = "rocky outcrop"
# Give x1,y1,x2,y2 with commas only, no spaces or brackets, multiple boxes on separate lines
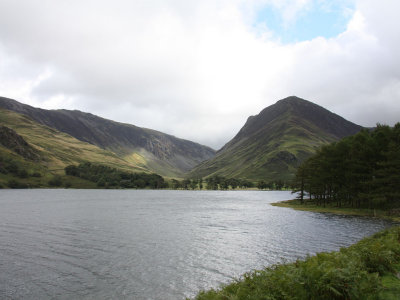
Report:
0,125,41,161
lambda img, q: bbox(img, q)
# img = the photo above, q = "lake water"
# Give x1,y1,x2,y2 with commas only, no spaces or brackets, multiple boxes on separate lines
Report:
0,190,393,299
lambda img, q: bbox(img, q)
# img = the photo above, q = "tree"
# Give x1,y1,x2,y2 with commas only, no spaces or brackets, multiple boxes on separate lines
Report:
48,176,62,187
198,178,203,190
257,180,267,190
293,123,400,209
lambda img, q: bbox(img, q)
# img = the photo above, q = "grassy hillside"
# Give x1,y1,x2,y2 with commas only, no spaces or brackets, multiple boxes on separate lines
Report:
192,226,400,300
0,108,147,187
188,97,361,182
0,96,215,177
0,144,99,188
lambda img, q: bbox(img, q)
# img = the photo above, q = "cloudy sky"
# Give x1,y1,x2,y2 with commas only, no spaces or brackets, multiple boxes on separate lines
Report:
0,0,399,149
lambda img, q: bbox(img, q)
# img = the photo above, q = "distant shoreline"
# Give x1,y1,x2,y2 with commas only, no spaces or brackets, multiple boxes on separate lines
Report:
272,199,400,222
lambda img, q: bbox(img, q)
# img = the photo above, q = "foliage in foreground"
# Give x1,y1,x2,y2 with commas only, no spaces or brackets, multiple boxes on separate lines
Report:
192,226,400,300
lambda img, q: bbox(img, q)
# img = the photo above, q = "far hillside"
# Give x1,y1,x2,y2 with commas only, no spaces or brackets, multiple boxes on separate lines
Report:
0,108,148,188
0,96,215,177
188,96,362,182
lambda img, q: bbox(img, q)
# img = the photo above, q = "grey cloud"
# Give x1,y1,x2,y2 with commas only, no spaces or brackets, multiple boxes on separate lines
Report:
0,0,399,149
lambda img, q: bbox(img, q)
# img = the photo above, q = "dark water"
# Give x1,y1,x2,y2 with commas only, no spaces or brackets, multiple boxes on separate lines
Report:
0,190,392,299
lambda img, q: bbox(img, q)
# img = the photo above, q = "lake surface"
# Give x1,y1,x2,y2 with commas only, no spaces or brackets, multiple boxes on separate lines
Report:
0,190,393,299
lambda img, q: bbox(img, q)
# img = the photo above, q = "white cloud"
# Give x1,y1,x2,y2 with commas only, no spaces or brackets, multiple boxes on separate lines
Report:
0,0,399,149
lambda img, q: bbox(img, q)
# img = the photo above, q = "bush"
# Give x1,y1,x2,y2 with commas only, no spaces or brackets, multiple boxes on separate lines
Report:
17,169,29,178
64,182,72,188
193,227,400,300
7,179,28,189
64,162,167,189
48,176,62,187
5,161,18,174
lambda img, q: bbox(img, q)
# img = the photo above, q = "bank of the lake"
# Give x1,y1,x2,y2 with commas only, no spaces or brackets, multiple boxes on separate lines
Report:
192,226,400,300
272,199,400,222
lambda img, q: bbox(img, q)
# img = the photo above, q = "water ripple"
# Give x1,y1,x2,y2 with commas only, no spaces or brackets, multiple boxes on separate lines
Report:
0,190,393,300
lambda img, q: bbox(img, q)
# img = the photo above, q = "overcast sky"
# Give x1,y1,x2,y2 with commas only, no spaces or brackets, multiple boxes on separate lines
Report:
0,0,399,149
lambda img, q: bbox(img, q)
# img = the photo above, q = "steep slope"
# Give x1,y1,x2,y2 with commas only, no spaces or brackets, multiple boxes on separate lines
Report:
0,108,146,173
0,125,41,161
0,97,215,177
188,96,362,181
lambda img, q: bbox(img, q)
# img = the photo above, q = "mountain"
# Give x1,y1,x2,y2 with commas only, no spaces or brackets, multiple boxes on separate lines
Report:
0,108,146,172
0,97,215,177
0,107,154,188
188,96,362,182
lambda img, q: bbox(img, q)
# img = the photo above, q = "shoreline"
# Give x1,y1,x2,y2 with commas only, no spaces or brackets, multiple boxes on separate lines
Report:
271,199,400,222
192,226,400,299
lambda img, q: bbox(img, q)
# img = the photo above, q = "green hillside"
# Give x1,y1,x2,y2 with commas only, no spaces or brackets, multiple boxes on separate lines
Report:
188,96,362,182
0,108,149,187
0,96,215,177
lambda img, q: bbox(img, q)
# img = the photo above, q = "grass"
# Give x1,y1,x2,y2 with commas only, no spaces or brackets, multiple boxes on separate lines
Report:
271,199,400,222
191,226,400,300
0,144,99,188
380,272,400,299
188,114,337,182
0,108,147,173
0,108,154,188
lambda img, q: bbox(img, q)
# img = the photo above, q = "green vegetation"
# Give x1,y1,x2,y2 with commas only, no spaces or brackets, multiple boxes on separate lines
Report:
0,97,215,178
272,199,400,222
292,124,400,210
65,162,168,189
192,226,400,300
172,176,255,190
193,123,400,299
0,145,45,188
202,176,254,190
188,97,361,182
0,144,99,188
257,179,289,190
0,108,146,173
0,107,155,188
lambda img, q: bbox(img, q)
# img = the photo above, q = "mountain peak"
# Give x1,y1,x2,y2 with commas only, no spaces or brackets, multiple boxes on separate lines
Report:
236,96,360,144
189,96,362,181
274,95,323,110
277,95,304,103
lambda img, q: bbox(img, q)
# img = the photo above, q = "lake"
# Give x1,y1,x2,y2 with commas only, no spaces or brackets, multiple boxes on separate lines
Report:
0,190,392,299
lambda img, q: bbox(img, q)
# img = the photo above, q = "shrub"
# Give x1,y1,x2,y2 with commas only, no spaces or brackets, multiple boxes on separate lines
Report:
48,176,62,187
192,227,400,300
64,182,72,188
17,169,29,178
7,179,28,189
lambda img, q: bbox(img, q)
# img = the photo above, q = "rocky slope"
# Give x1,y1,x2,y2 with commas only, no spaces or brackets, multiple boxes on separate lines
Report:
0,97,215,177
0,125,41,161
188,96,362,181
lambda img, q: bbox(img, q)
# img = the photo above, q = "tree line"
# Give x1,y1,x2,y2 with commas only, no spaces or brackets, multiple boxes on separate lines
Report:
257,179,288,190
293,123,400,209
64,163,292,190
0,154,42,188
65,162,168,189
173,176,289,190
171,176,255,190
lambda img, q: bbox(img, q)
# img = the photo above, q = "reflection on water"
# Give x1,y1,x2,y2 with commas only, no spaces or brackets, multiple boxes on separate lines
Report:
0,190,392,299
